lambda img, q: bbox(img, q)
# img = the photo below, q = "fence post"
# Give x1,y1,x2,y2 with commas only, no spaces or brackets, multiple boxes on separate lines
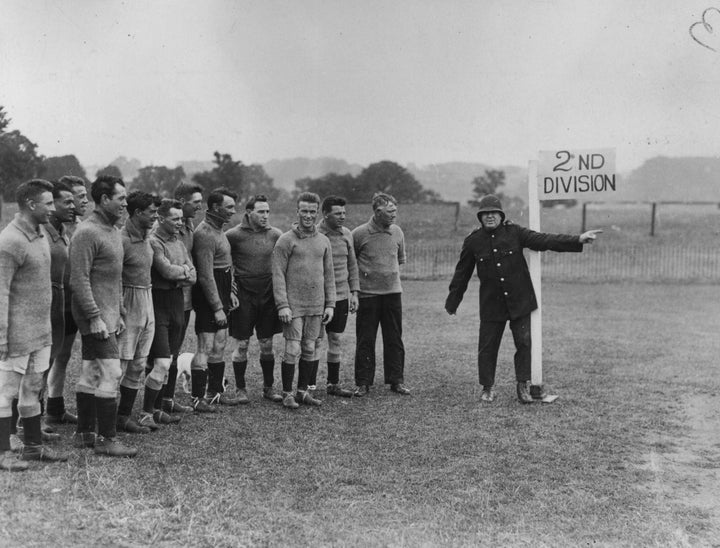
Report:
650,202,657,237
581,202,588,232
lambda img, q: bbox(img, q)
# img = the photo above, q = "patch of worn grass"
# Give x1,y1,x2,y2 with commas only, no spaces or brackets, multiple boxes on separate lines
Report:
1,281,718,546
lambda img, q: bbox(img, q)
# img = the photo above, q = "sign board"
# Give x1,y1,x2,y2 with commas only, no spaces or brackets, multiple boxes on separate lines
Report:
538,148,616,200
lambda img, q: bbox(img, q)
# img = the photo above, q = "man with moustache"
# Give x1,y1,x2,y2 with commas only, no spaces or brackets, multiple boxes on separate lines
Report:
70,175,136,457
191,187,241,411
0,179,69,471
444,195,602,403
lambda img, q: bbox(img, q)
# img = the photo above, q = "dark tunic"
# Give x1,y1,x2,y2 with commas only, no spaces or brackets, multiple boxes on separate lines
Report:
445,222,583,321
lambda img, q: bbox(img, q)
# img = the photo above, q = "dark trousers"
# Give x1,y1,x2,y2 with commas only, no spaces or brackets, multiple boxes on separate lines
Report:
354,293,404,386
477,314,531,387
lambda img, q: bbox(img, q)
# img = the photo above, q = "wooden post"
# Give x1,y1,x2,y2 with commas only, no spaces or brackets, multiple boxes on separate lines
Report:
581,202,587,232
650,202,657,236
527,161,543,389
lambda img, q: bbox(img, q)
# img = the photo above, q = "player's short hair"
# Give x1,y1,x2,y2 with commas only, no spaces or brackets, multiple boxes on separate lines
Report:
51,180,74,199
207,187,238,211
321,195,346,214
58,175,86,191
174,182,203,201
297,192,320,207
16,179,53,209
126,190,161,216
158,198,183,217
245,194,269,211
371,192,397,211
91,175,125,205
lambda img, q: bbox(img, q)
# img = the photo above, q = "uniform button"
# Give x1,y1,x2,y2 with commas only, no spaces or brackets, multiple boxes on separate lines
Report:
493,248,497,252
500,277,505,281
496,263,501,267
504,292,508,296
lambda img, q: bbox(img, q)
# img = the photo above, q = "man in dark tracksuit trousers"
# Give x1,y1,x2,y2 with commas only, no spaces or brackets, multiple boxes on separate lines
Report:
445,194,601,403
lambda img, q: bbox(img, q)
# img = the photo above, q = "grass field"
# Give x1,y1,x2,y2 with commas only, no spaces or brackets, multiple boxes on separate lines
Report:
1,280,719,546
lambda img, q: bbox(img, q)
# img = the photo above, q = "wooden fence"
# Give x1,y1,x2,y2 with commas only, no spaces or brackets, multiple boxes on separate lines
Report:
402,243,720,283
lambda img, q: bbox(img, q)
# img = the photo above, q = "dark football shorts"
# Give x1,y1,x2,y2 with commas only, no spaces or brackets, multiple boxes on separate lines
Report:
81,332,119,361
325,299,349,334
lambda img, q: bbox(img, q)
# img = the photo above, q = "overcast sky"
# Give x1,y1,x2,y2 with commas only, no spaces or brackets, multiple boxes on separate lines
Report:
2,0,719,172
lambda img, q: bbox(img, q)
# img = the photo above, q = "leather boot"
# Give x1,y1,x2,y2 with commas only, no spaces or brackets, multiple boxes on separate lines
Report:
517,381,533,404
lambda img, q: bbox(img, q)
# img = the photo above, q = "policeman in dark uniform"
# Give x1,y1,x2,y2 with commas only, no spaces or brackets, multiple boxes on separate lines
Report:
444,195,601,403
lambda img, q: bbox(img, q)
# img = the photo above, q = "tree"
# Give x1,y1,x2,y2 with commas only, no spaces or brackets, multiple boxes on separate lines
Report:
40,155,86,181
131,165,186,196
96,164,123,179
355,161,438,203
295,173,361,202
468,169,506,207
192,151,278,201
109,156,141,181
0,106,43,210
241,163,280,201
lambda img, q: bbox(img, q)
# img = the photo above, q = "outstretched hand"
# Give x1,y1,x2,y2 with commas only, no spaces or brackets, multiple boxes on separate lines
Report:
579,229,603,244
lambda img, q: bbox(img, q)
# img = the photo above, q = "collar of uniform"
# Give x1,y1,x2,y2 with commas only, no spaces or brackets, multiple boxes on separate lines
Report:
123,216,148,242
152,222,177,243
11,212,43,242
317,218,342,236
44,220,68,244
179,217,194,235
367,216,392,234
240,212,269,232
204,211,226,230
90,208,118,229
291,221,317,239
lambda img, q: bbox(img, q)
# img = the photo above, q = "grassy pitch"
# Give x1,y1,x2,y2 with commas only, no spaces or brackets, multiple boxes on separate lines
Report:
0,280,719,546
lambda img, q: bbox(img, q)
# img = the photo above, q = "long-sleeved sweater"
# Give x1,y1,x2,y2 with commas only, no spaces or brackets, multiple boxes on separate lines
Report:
70,209,124,336
192,217,232,312
0,213,52,356
225,213,282,296
317,219,359,301
43,221,70,288
121,216,153,289
352,217,406,296
149,224,196,289
272,223,336,317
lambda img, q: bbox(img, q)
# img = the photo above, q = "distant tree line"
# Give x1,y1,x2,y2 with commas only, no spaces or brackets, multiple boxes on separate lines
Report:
295,160,440,203
2,104,527,213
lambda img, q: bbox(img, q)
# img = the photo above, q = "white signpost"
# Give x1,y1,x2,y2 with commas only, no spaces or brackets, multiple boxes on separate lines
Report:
529,148,616,402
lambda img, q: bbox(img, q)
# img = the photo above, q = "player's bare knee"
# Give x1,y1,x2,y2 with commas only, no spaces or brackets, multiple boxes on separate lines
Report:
232,339,250,362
